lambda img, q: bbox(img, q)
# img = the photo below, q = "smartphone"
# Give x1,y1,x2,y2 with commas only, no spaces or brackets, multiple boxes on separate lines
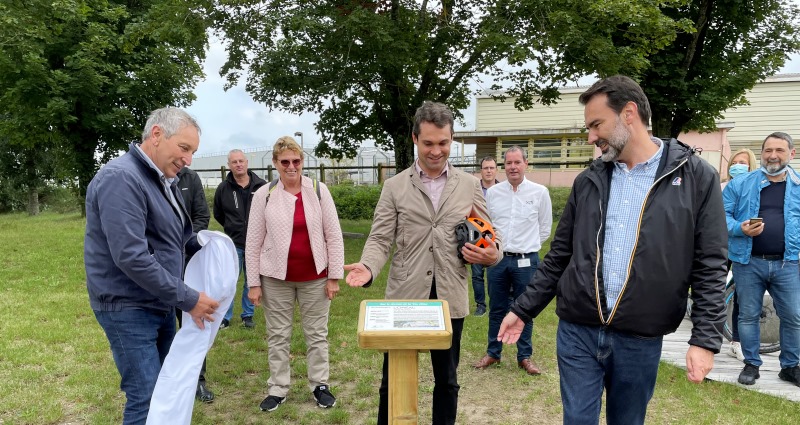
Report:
750,217,763,225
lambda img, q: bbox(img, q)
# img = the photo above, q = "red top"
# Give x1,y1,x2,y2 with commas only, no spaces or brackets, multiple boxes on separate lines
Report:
286,192,327,282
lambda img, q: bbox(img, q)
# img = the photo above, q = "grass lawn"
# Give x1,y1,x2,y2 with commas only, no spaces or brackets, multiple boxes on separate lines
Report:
1,212,799,424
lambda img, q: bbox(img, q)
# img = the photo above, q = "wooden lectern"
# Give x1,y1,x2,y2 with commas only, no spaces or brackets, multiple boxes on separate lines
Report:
357,300,452,425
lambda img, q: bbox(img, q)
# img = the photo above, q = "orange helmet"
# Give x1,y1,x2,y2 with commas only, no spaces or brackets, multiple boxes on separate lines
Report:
455,217,496,262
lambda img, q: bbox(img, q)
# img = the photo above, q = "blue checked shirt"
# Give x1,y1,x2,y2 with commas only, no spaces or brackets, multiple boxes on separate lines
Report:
603,137,663,311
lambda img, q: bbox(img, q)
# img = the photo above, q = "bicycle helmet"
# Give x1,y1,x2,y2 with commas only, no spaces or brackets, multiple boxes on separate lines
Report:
455,217,496,262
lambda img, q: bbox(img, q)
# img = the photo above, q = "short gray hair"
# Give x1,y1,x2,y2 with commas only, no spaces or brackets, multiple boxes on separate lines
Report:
504,145,527,161
141,107,201,142
227,149,245,161
763,132,794,150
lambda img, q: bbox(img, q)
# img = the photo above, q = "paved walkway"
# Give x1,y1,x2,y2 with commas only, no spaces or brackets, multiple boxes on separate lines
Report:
661,318,800,402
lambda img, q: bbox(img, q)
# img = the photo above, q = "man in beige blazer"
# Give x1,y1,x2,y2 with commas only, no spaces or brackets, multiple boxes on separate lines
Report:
345,101,502,425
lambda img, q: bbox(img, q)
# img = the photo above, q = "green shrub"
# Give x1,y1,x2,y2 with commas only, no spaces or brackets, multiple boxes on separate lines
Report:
328,184,382,220
549,186,571,221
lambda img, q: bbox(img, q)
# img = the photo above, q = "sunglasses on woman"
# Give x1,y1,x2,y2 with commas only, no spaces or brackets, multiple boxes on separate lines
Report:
279,159,302,167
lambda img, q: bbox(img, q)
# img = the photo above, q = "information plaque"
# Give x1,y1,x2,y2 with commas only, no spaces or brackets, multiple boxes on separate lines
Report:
363,301,446,331
357,299,453,424
358,299,452,350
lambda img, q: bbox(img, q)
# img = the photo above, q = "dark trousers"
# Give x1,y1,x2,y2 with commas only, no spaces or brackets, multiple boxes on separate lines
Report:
378,280,464,425
557,320,662,425
95,309,176,425
470,263,486,308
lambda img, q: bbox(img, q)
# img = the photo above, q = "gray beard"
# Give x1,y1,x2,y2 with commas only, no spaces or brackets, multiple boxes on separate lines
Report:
600,122,630,162
763,160,788,174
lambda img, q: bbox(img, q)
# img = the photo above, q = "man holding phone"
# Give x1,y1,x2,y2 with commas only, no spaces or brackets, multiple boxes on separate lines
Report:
723,131,800,388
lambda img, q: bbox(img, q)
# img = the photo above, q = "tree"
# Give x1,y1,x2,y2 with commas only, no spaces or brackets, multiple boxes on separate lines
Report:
637,0,800,138
214,0,689,170
0,0,211,214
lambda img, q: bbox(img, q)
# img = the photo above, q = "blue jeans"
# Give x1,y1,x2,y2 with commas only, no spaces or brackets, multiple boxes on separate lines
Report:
225,247,254,321
94,308,176,425
487,253,538,361
557,320,662,425
470,263,486,308
733,258,800,368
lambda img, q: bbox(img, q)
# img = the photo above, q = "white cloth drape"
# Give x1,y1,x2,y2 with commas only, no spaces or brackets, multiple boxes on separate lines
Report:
147,230,238,425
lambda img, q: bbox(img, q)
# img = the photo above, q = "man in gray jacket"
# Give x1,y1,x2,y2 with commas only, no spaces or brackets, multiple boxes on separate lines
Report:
85,107,219,424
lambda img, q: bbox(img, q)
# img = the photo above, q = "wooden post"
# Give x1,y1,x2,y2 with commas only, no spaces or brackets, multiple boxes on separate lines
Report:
219,166,225,182
320,163,326,184
388,350,418,424
377,163,384,184
357,300,452,425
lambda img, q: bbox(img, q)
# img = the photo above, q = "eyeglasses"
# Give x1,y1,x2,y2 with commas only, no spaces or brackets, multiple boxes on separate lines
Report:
279,159,302,167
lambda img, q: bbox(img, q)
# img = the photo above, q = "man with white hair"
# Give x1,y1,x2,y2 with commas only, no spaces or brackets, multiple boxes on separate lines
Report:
85,107,219,424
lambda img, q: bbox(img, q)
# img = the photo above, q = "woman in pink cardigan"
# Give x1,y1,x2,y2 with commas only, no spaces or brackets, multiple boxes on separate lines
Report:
245,136,345,413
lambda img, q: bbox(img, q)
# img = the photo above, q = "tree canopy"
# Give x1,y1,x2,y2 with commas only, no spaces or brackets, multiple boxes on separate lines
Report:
639,0,800,138
0,0,211,213
214,0,688,169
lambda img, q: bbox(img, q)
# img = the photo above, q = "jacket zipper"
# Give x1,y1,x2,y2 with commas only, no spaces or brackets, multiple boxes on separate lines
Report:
604,157,690,325
594,197,606,323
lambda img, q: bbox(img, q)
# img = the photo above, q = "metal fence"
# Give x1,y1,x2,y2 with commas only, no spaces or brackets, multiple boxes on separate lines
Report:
193,159,594,189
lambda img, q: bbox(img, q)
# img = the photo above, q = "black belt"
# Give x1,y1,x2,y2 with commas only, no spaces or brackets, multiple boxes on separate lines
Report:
753,254,783,261
503,252,534,257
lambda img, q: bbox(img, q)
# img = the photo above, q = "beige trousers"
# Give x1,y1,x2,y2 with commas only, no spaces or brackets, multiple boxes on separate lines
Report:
261,276,331,397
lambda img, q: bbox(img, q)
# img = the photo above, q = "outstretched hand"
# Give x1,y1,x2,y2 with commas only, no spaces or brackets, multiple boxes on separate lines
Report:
497,312,525,344
344,263,372,287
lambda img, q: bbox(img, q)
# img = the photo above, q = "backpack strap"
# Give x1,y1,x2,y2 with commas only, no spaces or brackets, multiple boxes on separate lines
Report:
265,178,321,209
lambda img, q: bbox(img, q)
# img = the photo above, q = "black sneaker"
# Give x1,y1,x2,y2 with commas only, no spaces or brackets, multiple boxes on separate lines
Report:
195,381,215,403
738,363,760,385
474,305,486,317
259,395,286,412
779,366,800,387
219,319,230,329
242,316,255,329
313,385,336,408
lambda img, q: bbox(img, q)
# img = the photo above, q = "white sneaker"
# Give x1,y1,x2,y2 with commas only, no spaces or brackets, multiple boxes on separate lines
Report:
728,341,745,362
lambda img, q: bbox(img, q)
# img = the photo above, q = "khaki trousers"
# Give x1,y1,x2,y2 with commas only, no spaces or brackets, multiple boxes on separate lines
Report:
261,276,331,397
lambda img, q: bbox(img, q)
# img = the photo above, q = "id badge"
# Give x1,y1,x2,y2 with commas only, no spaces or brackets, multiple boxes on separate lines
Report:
517,258,531,268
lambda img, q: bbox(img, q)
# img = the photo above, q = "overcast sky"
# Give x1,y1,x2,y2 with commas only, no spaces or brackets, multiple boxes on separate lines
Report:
185,40,800,158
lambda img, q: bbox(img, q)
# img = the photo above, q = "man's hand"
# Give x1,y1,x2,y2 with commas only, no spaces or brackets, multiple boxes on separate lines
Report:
686,345,715,383
344,263,372,287
189,292,219,330
497,312,525,344
462,236,499,265
325,279,340,300
248,286,262,307
741,219,764,237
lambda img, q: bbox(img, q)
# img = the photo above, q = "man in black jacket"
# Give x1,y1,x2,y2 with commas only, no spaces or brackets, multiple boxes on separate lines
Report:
176,166,215,402
498,75,727,425
213,149,267,328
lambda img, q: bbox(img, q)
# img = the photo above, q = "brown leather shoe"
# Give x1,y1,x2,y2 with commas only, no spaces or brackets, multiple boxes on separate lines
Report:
472,355,501,369
518,358,541,375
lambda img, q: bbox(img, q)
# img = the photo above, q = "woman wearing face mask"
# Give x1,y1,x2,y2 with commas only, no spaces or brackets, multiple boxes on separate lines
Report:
722,148,758,189
721,148,758,360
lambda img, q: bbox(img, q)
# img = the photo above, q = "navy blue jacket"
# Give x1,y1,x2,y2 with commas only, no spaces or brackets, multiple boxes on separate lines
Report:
85,143,200,313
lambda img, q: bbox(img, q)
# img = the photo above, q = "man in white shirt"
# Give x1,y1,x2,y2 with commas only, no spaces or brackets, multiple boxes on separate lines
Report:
472,146,552,375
